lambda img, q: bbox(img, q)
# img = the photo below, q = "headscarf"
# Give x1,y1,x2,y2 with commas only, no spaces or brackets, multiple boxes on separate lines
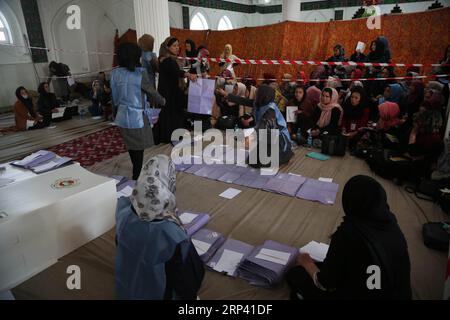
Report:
343,86,367,119
306,85,322,106
254,84,275,109
130,155,183,229
159,36,178,61
377,101,400,130
235,82,246,97
317,87,343,128
427,81,444,93
386,83,405,104
405,80,424,109
137,34,155,52
376,36,391,62
221,44,233,59
332,44,346,61
15,86,35,117
340,175,411,299
248,85,257,100
425,90,445,110
326,76,342,89
185,39,197,58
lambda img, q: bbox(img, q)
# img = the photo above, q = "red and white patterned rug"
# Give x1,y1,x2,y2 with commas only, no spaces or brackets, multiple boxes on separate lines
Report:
49,127,127,167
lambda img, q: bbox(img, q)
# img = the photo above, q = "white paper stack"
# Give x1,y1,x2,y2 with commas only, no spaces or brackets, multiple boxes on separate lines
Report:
299,241,329,262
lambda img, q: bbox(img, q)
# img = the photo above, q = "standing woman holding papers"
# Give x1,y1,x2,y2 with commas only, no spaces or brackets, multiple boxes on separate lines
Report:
111,43,166,180
115,155,205,299
156,37,197,144
286,175,412,300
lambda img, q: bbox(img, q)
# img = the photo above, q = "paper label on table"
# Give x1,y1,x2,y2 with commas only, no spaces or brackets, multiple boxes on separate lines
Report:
192,239,212,256
213,249,244,275
255,252,289,266
179,212,198,225
219,188,242,200
286,106,298,123
319,177,333,183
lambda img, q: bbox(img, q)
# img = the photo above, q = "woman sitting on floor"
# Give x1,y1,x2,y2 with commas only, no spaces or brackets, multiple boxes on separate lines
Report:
115,155,205,300
88,80,104,117
286,175,412,300
310,87,344,138
288,85,316,141
14,86,45,131
37,82,61,127
341,86,370,139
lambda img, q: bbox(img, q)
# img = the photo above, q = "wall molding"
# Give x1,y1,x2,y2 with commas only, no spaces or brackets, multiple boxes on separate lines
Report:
301,0,436,11
169,0,282,14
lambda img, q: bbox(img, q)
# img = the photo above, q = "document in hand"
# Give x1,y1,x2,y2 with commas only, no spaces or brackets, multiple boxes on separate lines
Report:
299,241,329,262
188,78,216,115
237,240,298,288
52,107,66,119
179,211,210,237
191,228,226,263
206,238,254,277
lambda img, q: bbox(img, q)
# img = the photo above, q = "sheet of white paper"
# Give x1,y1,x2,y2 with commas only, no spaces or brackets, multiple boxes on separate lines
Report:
26,120,35,130
213,249,244,275
255,252,288,265
0,178,15,188
286,106,298,123
52,107,66,119
192,239,212,256
300,241,329,262
356,41,366,53
243,128,255,138
259,248,291,262
219,188,242,200
179,212,198,225
319,177,333,183
67,76,75,86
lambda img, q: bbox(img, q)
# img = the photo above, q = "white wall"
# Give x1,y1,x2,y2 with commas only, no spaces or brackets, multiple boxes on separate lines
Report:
0,0,136,108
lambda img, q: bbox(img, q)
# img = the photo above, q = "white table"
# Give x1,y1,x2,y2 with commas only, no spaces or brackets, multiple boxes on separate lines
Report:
0,164,117,291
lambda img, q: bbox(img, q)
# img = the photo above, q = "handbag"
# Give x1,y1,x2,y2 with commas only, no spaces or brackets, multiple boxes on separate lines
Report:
321,134,348,156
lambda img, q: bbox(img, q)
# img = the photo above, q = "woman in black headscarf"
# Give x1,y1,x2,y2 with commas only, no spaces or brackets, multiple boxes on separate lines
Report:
37,82,60,127
286,175,412,300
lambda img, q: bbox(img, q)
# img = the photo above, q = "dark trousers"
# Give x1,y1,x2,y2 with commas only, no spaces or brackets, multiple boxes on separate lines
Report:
41,112,52,127
128,150,144,180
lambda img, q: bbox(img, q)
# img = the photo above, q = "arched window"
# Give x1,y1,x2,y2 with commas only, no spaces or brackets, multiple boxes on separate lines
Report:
217,16,233,31
0,11,12,44
190,12,208,30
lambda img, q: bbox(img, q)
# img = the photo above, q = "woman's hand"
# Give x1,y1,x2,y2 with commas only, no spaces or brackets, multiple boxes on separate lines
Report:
310,129,320,137
216,88,228,98
297,253,315,267
186,73,197,82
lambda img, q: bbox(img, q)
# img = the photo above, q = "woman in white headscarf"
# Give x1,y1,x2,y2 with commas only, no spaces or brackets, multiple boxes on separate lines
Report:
115,155,204,300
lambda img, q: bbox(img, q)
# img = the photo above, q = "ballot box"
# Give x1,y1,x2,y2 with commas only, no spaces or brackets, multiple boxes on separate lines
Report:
0,164,117,291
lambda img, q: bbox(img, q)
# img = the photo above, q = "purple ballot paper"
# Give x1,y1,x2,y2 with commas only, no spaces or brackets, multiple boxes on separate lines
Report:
263,173,307,197
188,78,215,115
179,211,211,237
191,229,226,263
12,150,56,169
206,238,254,277
237,240,298,288
217,165,250,184
233,168,261,187
296,179,339,205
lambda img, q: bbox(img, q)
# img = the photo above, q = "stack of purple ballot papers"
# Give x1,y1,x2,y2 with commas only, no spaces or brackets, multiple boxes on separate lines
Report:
178,211,210,237
262,173,307,197
11,150,72,173
216,165,249,184
191,228,226,263
237,240,298,288
206,238,254,277
296,178,339,205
